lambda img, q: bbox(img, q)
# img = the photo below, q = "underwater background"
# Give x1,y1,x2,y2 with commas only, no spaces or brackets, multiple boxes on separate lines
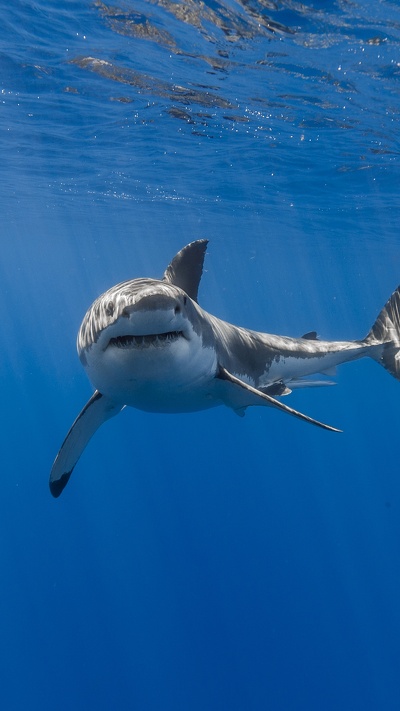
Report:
1,1,400,709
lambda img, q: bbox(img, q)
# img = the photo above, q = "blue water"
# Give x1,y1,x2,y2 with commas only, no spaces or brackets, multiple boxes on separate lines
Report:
1,1,400,709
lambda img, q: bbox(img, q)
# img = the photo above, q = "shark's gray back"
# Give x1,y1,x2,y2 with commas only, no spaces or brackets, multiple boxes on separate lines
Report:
203,309,364,385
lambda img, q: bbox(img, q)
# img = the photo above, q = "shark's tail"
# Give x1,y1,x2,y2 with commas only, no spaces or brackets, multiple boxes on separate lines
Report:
364,286,400,379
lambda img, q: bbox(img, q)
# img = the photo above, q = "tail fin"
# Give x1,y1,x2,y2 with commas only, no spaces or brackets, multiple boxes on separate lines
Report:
365,286,400,379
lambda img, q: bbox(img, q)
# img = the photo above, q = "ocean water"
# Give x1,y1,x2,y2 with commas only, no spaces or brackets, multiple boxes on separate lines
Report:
1,1,400,709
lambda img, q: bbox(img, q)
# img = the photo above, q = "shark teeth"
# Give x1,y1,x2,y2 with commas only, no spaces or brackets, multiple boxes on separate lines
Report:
109,331,183,349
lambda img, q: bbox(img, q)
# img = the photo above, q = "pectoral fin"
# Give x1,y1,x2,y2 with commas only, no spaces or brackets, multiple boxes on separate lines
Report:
49,391,123,498
216,366,341,432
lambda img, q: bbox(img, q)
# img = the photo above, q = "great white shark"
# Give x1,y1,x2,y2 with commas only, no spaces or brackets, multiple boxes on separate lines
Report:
50,239,400,497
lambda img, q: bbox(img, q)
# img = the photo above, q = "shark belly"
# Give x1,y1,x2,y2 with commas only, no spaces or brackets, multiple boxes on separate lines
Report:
118,381,221,413
83,336,220,413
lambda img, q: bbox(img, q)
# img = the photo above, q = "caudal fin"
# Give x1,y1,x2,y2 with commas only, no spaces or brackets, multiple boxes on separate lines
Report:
365,286,400,379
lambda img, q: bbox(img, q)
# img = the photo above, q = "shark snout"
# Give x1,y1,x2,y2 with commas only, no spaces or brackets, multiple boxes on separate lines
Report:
105,290,190,343
122,292,184,317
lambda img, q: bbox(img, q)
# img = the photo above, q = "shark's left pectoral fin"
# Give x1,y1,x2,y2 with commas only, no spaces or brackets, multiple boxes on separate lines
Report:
216,367,341,433
49,391,123,498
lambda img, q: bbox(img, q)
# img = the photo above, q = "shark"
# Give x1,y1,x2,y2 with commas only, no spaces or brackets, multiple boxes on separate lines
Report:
50,239,400,497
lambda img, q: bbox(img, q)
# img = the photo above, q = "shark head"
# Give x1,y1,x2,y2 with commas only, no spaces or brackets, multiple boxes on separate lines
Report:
76,241,218,411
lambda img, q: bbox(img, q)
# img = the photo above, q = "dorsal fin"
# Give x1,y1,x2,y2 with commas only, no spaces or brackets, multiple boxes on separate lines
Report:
163,240,208,302
301,331,318,340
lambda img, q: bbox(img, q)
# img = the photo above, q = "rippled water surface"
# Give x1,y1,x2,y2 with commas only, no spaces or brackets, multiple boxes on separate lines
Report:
1,2,400,710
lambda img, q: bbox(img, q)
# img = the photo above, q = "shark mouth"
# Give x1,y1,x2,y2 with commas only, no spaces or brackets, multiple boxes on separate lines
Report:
108,331,184,349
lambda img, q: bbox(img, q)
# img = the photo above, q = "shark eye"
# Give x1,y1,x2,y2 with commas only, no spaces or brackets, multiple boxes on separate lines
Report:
183,296,187,305
174,304,181,315
105,300,115,317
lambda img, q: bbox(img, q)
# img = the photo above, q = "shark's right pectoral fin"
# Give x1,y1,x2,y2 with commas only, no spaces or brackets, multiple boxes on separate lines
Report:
49,391,123,498
216,366,341,433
